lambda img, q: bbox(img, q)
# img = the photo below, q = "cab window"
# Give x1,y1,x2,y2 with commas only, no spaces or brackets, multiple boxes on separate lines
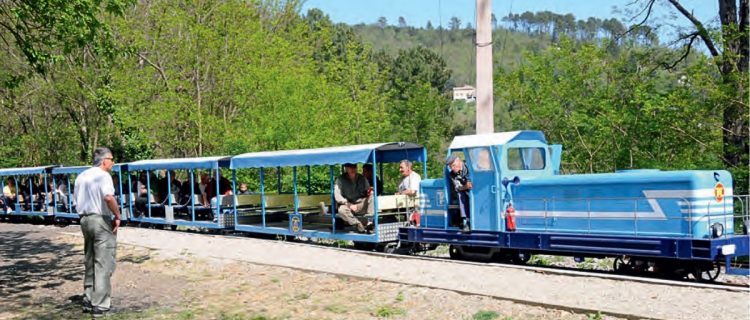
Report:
507,147,545,170
468,147,493,172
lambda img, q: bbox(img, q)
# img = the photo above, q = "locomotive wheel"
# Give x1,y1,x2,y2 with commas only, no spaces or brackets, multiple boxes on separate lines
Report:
512,251,531,265
692,262,721,282
613,256,629,273
448,245,464,260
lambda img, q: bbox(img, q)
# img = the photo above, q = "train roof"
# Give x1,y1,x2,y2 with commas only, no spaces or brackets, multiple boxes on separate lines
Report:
449,130,547,150
50,165,125,174
0,165,58,176
50,166,92,174
230,142,424,169
127,156,231,170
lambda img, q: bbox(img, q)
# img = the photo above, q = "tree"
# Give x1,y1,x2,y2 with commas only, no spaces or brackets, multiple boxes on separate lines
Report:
625,0,749,192
426,20,434,30
377,16,388,29
398,16,407,28
449,17,461,31
389,46,452,95
495,39,724,174
0,0,132,75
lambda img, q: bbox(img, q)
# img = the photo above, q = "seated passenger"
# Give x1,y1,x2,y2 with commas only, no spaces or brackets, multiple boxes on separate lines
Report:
179,177,202,205
18,178,31,210
134,172,150,214
205,173,232,208
237,183,251,195
333,163,373,233
155,170,181,204
361,164,383,196
395,160,421,197
446,154,472,232
198,173,209,206
2,177,18,212
55,176,70,209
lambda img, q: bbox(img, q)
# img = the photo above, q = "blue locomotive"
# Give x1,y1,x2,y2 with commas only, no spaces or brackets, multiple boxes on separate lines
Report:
401,130,749,280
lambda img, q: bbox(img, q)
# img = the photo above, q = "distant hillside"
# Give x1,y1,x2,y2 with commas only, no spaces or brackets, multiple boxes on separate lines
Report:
350,24,545,88
349,11,655,88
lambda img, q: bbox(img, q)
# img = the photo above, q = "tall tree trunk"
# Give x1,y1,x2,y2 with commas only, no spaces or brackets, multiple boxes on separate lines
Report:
717,0,749,192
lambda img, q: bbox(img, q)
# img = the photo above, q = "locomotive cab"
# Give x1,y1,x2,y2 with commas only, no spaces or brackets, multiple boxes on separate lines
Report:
420,130,558,232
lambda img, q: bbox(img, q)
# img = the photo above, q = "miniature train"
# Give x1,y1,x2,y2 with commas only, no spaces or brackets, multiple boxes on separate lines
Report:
1,130,747,281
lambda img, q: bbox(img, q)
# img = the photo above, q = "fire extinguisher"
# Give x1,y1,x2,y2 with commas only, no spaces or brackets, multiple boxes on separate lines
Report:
506,203,517,232
409,210,421,226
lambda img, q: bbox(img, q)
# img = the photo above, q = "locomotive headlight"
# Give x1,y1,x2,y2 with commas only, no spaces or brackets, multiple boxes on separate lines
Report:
710,223,724,238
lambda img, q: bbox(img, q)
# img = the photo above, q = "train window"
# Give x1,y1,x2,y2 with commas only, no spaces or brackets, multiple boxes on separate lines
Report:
469,147,493,172
507,147,546,170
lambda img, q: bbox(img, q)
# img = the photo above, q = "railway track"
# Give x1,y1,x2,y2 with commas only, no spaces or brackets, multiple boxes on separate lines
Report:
233,232,750,293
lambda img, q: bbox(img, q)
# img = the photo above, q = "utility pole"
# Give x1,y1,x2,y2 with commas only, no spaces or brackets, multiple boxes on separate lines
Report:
475,0,494,134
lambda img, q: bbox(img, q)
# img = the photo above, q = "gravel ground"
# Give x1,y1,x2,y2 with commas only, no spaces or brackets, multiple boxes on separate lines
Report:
1,222,748,320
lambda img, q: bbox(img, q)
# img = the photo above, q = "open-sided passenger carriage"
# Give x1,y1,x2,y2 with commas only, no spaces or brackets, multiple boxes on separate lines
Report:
229,142,427,245
49,165,127,222
124,156,232,230
0,165,57,219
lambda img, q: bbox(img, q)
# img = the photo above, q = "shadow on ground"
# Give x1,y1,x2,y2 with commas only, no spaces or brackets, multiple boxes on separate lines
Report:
0,230,82,296
0,225,159,319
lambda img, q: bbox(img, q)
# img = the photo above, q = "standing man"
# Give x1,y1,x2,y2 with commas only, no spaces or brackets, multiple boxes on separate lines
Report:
446,155,472,232
395,160,421,197
333,163,373,233
75,147,121,317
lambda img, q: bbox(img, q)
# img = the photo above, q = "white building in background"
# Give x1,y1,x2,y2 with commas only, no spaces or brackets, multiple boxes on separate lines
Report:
452,85,476,102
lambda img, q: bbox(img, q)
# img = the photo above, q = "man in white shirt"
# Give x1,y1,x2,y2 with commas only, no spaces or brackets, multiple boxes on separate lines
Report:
395,160,421,197
74,147,121,317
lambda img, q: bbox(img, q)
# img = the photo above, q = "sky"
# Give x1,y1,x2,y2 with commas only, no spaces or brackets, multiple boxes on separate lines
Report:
301,0,721,41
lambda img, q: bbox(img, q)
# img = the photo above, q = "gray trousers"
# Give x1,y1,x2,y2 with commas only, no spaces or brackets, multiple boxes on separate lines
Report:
80,215,117,310
337,195,374,230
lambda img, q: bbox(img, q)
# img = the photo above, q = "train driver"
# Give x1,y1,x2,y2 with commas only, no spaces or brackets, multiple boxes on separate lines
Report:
446,154,472,232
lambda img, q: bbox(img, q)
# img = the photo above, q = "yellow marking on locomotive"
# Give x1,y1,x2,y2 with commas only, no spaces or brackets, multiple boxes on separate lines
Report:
714,182,725,202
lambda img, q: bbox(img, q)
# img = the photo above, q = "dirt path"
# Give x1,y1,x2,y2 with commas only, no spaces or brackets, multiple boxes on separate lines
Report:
1,223,747,320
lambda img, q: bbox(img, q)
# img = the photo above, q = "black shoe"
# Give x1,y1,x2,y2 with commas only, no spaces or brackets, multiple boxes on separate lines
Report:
91,307,110,318
82,301,92,313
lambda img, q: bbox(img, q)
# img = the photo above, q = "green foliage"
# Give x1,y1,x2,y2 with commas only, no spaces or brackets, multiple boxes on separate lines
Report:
471,310,500,320
496,38,724,173
0,0,133,74
373,305,406,318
